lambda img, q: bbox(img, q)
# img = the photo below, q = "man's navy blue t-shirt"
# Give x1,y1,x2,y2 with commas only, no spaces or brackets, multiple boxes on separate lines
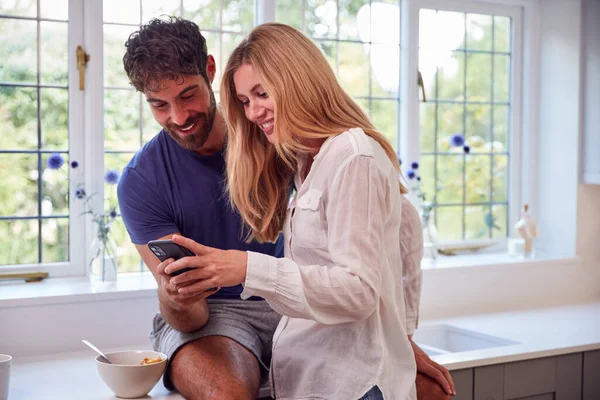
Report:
117,130,283,300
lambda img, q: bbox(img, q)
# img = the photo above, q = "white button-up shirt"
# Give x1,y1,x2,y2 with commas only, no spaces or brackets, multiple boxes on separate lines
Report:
242,128,417,400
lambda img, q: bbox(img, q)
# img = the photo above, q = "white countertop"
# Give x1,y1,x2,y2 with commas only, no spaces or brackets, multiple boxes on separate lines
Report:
7,303,600,399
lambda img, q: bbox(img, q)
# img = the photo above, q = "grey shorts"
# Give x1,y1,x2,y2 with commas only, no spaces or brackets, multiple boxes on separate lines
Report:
149,298,281,391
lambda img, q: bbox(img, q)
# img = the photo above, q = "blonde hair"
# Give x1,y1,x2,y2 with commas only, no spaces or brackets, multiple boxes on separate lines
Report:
221,23,407,242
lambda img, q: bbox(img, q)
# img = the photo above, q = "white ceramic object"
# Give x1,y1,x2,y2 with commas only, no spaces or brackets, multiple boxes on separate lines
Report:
95,350,167,399
0,354,11,400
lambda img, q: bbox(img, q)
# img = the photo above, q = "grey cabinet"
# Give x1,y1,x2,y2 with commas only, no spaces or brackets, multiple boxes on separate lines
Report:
449,353,590,400
582,0,600,184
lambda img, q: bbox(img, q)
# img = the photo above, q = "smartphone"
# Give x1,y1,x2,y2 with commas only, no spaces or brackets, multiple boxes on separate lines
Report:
147,239,195,276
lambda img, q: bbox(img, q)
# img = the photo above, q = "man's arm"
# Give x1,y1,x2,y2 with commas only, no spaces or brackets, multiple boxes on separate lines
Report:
136,233,211,333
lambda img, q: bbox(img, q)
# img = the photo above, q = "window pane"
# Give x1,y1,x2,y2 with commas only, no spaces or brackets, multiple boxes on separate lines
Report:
465,205,489,239
494,16,510,53
420,10,464,52
338,42,369,97
42,152,69,216
306,0,337,39
222,0,254,32
369,2,400,45
436,103,463,149
370,100,398,151
276,0,303,31
355,98,369,117
371,44,399,97
41,88,69,150
466,13,492,51
185,0,220,30
466,104,491,146
0,220,38,265
40,0,68,20
203,32,221,92
143,106,163,143
436,206,463,242
142,0,180,24
0,0,36,18
42,217,69,263
111,217,143,273
466,53,492,101
104,0,140,24
420,103,436,153
436,154,463,204
104,24,137,88
419,49,438,101
418,155,435,202
493,54,510,102
492,155,508,202
0,154,38,216
0,86,38,150
40,21,68,85
437,51,464,101
315,40,337,72
0,18,37,84
105,89,141,152
491,204,508,239
104,153,130,209
338,0,369,41
465,154,491,203
493,105,509,150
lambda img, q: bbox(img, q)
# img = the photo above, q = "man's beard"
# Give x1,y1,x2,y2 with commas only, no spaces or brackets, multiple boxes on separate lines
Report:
166,88,217,152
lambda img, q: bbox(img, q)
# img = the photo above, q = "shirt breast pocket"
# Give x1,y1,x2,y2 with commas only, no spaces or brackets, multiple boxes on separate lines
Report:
293,189,327,248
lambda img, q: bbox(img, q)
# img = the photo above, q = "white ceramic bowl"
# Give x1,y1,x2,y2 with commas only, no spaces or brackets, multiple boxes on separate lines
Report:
95,350,167,399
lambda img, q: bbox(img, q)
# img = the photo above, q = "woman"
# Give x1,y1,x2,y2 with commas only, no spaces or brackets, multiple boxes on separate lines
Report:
166,23,417,399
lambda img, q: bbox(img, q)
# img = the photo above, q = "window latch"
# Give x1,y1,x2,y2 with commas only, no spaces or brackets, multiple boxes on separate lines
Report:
418,71,427,102
76,45,90,91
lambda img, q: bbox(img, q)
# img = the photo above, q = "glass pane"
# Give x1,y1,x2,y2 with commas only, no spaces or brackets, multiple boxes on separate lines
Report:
370,2,399,45
370,100,398,151
105,89,141,152
41,0,68,20
0,18,37,83
420,103,435,153
436,103,463,151
0,153,38,216
222,0,254,32
354,98,369,117
420,10,464,52
465,205,489,239
466,13,492,51
493,54,510,103
492,155,508,202
338,0,368,41
419,49,438,101
494,16,510,53
0,0,36,17
203,32,221,93
417,155,435,202
40,21,68,85
42,217,69,263
0,219,38,265
275,0,303,31
185,0,220,30
104,153,130,208
493,105,509,150
104,24,138,87
437,51,464,101
42,152,69,216
142,105,163,143
41,88,69,150
371,44,399,97
111,217,143,273
222,33,245,72
306,0,337,39
142,0,181,24
0,86,38,150
465,154,491,203
466,104,491,146
466,53,492,101
338,42,369,97
491,204,508,239
315,40,337,72
436,206,463,242
436,154,463,204
104,0,140,24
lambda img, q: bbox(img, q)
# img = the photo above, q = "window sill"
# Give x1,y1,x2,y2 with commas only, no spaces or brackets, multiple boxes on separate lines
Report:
422,251,582,271
0,272,158,309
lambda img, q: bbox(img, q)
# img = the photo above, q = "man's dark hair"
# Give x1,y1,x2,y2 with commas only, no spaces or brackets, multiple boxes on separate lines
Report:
123,16,209,92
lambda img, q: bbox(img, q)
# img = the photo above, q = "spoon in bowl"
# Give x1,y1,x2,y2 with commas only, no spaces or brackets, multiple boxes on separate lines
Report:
82,339,112,364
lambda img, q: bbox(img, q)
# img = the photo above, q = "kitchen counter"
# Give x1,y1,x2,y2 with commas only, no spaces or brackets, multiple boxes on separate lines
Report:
7,303,600,399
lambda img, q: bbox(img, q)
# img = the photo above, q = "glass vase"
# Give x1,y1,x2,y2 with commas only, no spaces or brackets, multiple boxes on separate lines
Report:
89,222,118,287
420,202,440,259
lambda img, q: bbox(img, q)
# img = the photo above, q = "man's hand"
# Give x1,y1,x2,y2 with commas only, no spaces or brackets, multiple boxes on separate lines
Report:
164,235,249,297
156,257,219,309
411,340,456,397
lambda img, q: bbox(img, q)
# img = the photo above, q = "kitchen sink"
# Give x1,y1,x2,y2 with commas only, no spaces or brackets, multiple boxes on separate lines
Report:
412,324,519,356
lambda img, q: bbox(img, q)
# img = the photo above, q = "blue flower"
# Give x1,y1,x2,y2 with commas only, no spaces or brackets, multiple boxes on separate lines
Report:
46,153,65,170
104,170,120,185
463,145,470,154
407,169,416,180
109,208,118,219
70,161,79,169
75,188,86,199
411,161,419,170
449,134,465,147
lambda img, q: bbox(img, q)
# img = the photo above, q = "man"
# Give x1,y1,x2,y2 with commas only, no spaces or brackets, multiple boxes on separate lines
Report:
118,16,454,400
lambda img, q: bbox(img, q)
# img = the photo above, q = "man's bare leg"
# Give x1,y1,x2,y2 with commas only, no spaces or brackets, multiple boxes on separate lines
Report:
169,336,262,400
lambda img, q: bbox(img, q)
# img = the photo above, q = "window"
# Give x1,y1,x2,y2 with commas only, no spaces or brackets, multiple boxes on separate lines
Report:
0,0,527,275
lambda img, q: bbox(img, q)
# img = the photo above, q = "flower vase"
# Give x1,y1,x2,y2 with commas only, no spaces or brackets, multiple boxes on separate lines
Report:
420,202,440,259
89,223,118,287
